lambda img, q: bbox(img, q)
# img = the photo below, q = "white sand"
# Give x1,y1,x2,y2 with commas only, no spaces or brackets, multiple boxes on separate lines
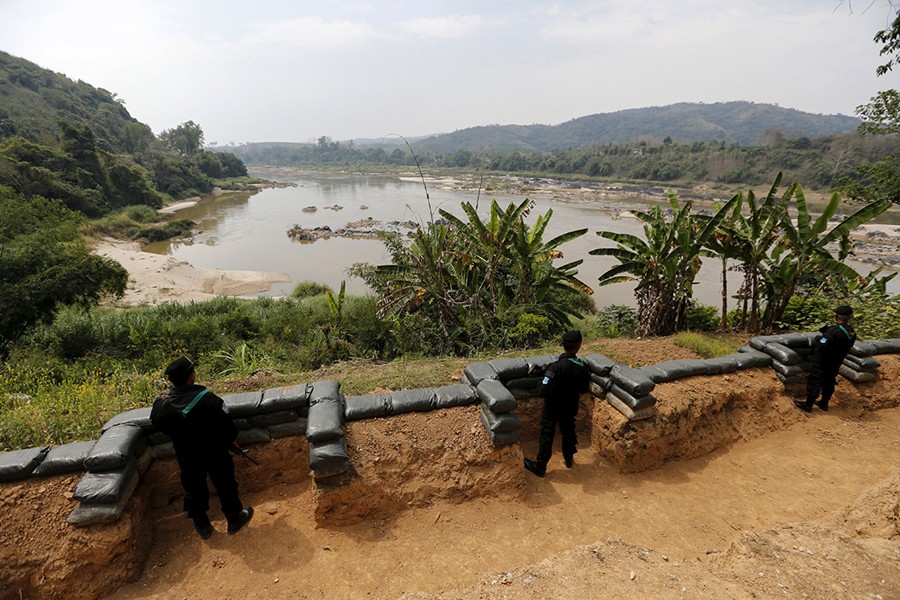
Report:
94,239,291,306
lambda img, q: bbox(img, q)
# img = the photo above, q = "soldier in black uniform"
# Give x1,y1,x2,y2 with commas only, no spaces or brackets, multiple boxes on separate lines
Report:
795,305,857,413
150,357,254,538
524,330,591,477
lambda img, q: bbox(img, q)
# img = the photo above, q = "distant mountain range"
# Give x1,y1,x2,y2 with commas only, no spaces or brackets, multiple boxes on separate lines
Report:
404,102,860,154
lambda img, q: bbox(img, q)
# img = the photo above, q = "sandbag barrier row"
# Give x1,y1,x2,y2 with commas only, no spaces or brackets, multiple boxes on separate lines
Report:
2,335,899,525
748,334,900,386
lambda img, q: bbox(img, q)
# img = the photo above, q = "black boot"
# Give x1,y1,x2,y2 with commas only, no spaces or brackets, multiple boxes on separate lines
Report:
794,400,813,413
564,454,574,469
192,515,213,539
816,400,829,412
226,506,254,535
524,458,546,478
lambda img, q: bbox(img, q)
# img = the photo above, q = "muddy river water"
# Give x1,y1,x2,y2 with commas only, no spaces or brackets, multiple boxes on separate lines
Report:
145,172,896,308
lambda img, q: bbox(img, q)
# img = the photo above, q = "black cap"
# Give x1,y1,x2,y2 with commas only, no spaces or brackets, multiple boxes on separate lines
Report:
835,305,853,317
164,356,194,382
561,330,583,344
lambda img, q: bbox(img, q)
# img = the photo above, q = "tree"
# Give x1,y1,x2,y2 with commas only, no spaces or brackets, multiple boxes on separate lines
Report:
351,199,589,352
590,191,739,336
0,187,127,351
159,121,205,156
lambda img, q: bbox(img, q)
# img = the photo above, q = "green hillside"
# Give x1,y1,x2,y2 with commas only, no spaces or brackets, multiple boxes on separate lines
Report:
0,50,154,154
411,102,861,153
0,51,249,217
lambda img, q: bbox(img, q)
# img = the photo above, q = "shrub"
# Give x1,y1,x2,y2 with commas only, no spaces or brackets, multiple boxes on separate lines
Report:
508,313,554,348
686,303,720,332
292,281,331,299
593,305,638,337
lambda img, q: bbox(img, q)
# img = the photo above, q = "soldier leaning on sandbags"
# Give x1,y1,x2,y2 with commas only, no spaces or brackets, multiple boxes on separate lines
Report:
525,330,591,477
150,356,254,539
795,305,857,413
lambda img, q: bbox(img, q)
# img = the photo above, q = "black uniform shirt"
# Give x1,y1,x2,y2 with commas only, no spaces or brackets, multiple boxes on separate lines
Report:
815,323,857,368
150,384,238,456
540,352,591,410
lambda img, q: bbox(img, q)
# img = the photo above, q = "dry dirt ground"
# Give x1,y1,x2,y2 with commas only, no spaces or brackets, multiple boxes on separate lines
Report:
2,339,898,600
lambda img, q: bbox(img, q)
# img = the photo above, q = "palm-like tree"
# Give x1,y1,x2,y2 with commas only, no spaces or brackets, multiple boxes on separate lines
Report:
591,191,739,336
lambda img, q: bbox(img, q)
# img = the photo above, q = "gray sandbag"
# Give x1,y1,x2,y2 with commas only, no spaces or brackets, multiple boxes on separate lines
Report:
639,365,667,384
749,335,781,350
489,357,530,380
222,391,263,417
590,375,611,392
771,361,804,378
390,388,438,414
732,350,773,369
260,383,310,414
779,332,814,348
775,372,804,386
250,410,301,427
309,437,350,477
476,379,517,413
839,365,877,382
479,405,521,434
652,359,709,381
584,354,616,377
605,393,656,421
609,364,656,396
0,446,50,482
608,384,656,411
463,362,498,386
32,441,95,477
100,407,153,433
344,393,392,421
236,427,270,446
306,396,345,443
847,341,876,357
83,424,147,473
67,470,140,527
704,356,739,374
309,380,341,403
843,354,880,371
527,354,558,373
433,383,478,409
506,376,543,390
232,418,252,431
488,429,521,446
267,419,308,438
73,458,137,504
762,343,802,366
869,339,900,354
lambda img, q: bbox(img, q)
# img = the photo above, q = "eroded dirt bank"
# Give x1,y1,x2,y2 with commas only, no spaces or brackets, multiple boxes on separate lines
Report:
2,341,898,599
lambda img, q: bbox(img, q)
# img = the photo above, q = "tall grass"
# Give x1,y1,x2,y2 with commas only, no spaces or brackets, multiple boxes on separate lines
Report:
672,332,740,358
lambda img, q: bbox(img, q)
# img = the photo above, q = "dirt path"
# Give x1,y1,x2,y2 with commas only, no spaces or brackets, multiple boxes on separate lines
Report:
105,407,900,600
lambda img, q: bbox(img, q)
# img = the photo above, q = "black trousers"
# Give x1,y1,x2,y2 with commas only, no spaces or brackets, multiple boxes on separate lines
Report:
806,359,840,404
535,400,578,466
176,449,243,520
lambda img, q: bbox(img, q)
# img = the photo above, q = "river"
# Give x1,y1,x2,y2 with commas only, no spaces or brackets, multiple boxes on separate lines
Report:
145,172,898,308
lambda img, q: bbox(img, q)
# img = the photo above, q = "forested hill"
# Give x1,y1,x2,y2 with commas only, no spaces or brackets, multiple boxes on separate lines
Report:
411,102,861,153
0,50,154,153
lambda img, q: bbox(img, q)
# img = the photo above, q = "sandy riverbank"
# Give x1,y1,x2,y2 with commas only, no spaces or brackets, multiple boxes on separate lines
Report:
94,239,291,307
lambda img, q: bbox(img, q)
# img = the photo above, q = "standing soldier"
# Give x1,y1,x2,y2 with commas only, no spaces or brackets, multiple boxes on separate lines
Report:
525,330,591,477
795,305,857,413
151,357,254,538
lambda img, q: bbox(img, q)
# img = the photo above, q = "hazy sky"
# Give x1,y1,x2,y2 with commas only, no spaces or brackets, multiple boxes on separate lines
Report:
1,1,897,145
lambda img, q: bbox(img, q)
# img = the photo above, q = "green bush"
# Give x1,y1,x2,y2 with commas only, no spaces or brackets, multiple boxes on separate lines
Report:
593,305,638,337
292,281,331,299
686,303,720,332
508,313,554,348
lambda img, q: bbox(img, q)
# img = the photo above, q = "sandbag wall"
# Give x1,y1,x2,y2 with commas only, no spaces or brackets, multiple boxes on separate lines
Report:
2,334,899,526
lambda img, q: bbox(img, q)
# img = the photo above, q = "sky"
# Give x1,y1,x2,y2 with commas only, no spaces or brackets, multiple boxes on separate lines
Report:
1,1,898,146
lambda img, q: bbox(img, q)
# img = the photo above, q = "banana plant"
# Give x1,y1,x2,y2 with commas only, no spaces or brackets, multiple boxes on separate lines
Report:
591,190,739,336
